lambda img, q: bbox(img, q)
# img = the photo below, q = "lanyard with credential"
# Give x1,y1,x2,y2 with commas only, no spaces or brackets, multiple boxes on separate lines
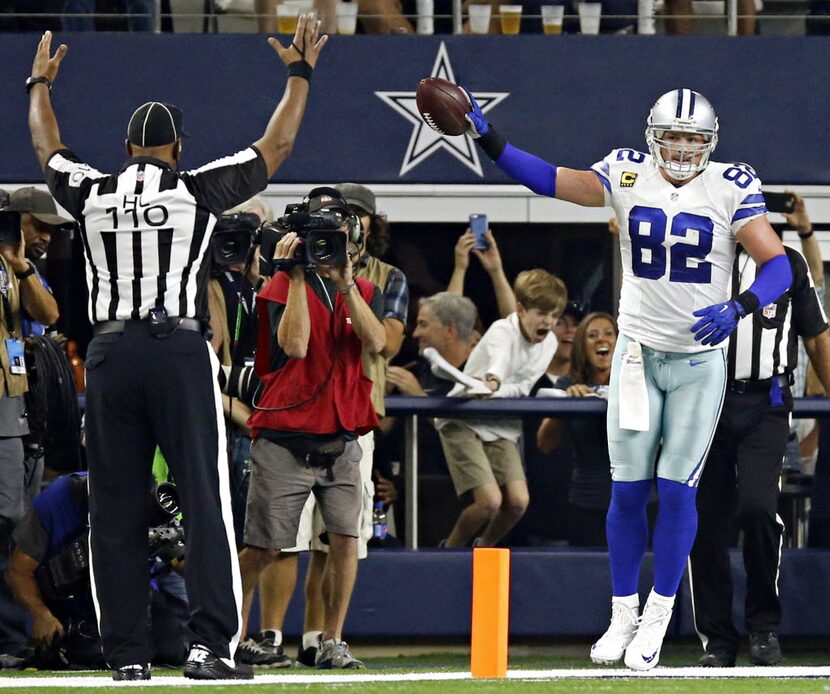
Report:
0,263,26,376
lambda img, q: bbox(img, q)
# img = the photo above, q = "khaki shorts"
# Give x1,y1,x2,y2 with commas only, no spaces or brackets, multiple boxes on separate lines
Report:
439,421,525,496
282,432,375,559
243,437,363,550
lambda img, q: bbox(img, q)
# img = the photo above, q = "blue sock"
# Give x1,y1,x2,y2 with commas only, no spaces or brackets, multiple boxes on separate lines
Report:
606,480,652,596
652,478,699,597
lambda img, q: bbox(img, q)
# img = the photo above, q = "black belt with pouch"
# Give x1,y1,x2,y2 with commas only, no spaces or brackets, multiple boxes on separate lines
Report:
278,435,347,479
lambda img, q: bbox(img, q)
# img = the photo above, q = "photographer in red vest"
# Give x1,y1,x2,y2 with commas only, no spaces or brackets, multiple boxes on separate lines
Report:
237,188,385,670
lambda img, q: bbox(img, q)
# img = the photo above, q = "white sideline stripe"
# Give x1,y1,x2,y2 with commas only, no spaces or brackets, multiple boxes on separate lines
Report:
3,667,830,687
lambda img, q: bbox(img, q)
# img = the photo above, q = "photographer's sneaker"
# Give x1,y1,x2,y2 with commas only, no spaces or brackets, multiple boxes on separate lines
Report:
590,598,640,665
314,639,365,670
237,638,290,667
249,630,292,668
184,644,253,680
624,591,674,671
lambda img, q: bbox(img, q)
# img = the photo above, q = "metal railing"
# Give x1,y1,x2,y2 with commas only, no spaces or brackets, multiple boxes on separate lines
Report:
385,395,830,548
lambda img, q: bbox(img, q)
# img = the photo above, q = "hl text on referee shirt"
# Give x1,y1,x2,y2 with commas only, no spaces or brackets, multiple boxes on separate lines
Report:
45,147,267,322
728,246,828,381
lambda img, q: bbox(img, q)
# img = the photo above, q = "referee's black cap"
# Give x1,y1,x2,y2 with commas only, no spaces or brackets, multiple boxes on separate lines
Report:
127,102,184,147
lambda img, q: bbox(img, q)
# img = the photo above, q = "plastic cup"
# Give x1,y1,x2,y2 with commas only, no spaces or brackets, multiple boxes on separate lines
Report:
335,1,358,33
468,3,492,32
417,0,434,33
415,0,435,34
499,4,522,33
541,4,564,33
276,3,299,33
578,1,601,33
638,0,655,33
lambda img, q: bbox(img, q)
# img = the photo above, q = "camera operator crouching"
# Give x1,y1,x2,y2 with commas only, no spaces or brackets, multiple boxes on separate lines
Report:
5,473,188,670
238,188,386,670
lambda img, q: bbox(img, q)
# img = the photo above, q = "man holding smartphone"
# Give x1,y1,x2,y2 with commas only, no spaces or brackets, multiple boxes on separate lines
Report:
469,214,489,250
448,218,516,322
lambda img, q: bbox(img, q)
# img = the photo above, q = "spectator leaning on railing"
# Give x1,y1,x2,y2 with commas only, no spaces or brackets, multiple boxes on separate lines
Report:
436,269,565,549
379,292,479,544
537,312,618,547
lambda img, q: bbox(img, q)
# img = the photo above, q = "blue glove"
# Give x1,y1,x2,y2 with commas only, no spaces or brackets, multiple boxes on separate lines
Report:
461,86,489,139
691,300,745,346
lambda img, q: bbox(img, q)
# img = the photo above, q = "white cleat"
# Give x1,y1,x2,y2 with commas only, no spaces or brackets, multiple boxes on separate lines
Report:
623,594,674,671
590,601,640,665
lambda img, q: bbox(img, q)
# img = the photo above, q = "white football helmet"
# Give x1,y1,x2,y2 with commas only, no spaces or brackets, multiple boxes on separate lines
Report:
645,88,719,181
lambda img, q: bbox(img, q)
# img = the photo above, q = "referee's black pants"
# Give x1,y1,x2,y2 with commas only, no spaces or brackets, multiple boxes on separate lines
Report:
689,387,789,656
84,322,241,669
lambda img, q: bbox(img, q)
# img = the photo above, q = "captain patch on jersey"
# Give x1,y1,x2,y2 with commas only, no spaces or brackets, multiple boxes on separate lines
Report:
590,149,768,353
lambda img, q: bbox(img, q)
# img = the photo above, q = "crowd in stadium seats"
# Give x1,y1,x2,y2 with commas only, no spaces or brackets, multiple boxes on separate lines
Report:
2,0,830,34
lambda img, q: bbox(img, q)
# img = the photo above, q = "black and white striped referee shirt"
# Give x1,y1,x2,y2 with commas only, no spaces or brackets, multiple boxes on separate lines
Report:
728,246,828,381
45,147,268,323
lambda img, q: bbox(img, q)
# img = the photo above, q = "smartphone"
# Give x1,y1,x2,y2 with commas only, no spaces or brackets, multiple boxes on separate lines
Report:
469,214,488,250
763,191,796,214
0,211,21,246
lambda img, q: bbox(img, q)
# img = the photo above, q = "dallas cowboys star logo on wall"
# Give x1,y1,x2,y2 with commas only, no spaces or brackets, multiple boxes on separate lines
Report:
376,43,509,177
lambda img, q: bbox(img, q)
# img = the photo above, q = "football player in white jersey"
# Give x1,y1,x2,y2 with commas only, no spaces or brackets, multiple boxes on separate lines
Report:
462,88,791,670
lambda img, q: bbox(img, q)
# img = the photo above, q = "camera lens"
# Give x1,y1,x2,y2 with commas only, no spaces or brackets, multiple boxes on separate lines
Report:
311,236,337,263
220,238,240,257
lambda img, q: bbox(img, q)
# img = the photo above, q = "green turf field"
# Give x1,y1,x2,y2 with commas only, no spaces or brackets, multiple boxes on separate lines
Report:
2,641,829,693
1,679,829,694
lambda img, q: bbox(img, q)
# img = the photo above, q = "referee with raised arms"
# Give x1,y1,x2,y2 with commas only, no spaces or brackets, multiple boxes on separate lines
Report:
26,22,326,681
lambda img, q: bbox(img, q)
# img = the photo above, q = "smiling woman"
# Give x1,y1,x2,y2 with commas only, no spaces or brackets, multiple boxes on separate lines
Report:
536,312,621,548
569,312,619,389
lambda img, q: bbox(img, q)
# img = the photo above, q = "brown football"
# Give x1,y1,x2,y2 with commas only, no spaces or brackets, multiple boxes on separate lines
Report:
416,77,471,137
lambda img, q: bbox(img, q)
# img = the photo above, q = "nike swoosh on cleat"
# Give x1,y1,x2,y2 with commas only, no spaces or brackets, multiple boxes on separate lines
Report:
689,360,705,367
643,650,659,663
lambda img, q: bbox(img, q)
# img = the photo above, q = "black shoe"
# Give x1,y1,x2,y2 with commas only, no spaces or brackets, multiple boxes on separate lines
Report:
749,632,782,665
183,644,254,680
698,650,736,667
112,664,151,681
